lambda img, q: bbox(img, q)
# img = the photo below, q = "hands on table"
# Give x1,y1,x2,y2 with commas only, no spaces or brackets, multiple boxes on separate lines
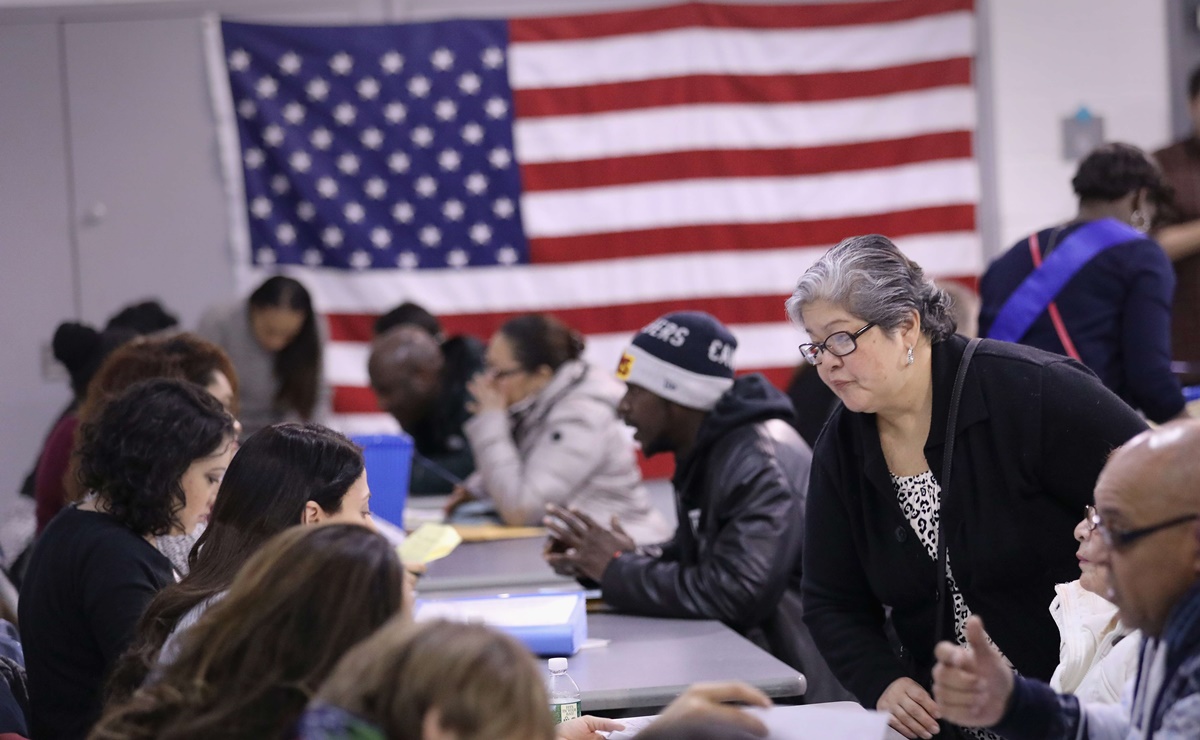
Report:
543,504,636,583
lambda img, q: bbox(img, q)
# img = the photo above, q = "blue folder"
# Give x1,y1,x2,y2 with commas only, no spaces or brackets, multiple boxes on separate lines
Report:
414,592,588,656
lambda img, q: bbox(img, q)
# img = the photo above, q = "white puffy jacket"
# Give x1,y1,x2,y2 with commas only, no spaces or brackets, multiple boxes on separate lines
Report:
463,360,673,544
1048,579,1140,704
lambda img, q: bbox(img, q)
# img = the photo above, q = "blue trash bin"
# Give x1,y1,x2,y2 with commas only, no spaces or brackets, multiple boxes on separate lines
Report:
351,434,414,528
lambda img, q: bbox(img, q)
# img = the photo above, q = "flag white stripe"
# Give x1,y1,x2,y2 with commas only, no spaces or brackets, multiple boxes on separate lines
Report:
325,320,810,388
253,231,982,317
508,12,974,89
513,87,975,164
522,159,979,238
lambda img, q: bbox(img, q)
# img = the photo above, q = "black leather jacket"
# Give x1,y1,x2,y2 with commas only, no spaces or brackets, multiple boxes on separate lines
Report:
600,374,852,702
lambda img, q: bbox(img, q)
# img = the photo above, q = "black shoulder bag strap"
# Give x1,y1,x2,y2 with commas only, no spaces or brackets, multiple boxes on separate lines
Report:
934,337,981,645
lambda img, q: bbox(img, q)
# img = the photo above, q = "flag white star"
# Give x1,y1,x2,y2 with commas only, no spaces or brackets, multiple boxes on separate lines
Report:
256,76,279,99
357,77,381,100
438,149,462,171
442,199,465,221
310,128,333,150
228,49,251,71
458,72,481,95
481,46,504,69
461,122,484,145
469,222,492,245
317,177,339,198
431,47,455,71
270,174,290,194
415,175,438,198
276,223,297,244
256,247,277,264
244,148,265,169
392,201,415,223
237,99,257,119
333,103,357,126
278,52,302,75
288,150,311,172
250,197,272,218
447,248,469,268
297,201,316,221
365,178,388,199
370,227,392,249
282,102,305,125
398,251,419,269
330,52,354,75
488,147,512,169
435,99,457,122
384,102,407,124
419,225,441,247
344,202,365,223
411,126,434,148
408,75,431,98
381,51,405,74
337,153,360,175
307,78,330,102
492,197,515,219
485,96,508,119
262,125,285,147
322,225,344,247
465,172,488,195
303,248,323,266
349,250,372,269
387,152,411,174
360,128,384,150
497,246,519,265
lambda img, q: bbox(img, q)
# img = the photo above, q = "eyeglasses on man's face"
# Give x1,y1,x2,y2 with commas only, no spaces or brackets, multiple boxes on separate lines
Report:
798,322,876,366
1089,506,1200,550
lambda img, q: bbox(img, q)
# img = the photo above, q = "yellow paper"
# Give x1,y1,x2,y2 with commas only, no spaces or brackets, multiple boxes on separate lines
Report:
399,523,463,565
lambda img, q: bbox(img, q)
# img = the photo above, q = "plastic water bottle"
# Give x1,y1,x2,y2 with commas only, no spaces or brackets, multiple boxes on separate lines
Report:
547,657,581,724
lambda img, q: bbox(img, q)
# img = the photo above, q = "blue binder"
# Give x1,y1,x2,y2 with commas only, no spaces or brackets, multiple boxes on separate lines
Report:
415,592,588,656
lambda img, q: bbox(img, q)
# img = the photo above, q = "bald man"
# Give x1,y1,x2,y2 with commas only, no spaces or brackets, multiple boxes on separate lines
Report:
368,326,477,494
932,420,1200,739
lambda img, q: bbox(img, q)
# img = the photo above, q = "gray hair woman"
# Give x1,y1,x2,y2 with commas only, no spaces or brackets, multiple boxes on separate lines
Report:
789,235,1146,740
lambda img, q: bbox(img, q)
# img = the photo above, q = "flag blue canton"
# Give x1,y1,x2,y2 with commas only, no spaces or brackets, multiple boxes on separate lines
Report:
222,19,528,271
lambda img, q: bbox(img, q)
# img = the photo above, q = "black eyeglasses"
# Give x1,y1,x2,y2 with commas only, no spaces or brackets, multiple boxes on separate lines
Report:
1090,507,1200,550
798,322,876,366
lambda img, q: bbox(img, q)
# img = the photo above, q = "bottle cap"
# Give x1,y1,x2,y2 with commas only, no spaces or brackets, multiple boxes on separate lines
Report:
548,657,568,672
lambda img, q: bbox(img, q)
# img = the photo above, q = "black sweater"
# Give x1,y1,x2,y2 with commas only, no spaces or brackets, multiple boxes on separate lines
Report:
801,336,1148,707
19,507,174,739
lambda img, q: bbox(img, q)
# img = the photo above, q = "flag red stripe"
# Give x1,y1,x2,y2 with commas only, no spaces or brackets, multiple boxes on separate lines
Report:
513,59,971,119
520,131,973,192
509,0,973,42
329,294,793,344
528,204,977,264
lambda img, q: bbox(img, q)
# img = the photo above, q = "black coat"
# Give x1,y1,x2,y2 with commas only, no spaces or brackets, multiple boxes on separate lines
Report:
802,335,1148,707
601,375,852,703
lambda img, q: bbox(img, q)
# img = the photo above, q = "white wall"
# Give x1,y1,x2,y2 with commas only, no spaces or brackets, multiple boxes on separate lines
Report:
986,0,1172,250
0,0,1176,496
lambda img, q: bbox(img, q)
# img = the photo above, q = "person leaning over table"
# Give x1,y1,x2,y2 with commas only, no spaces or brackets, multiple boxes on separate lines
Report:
790,235,1148,739
543,311,851,703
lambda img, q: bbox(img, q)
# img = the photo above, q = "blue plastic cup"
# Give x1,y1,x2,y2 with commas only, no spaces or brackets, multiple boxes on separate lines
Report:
351,434,414,527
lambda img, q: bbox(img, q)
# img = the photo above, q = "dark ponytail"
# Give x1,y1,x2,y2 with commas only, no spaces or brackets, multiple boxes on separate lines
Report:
498,314,585,373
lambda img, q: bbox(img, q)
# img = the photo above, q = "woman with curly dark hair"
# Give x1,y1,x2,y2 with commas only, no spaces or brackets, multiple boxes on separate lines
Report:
91,524,409,740
18,378,237,739
198,276,326,437
105,423,374,705
979,142,1187,423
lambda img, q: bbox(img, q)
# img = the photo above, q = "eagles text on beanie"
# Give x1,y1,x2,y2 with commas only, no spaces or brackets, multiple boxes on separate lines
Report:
616,312,736,410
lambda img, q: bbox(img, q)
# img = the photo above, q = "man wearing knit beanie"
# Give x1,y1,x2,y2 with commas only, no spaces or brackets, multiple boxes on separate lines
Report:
546,311,852,703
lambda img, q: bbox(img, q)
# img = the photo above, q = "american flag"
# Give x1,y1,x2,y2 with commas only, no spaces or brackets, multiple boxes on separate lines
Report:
208,0,981,437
